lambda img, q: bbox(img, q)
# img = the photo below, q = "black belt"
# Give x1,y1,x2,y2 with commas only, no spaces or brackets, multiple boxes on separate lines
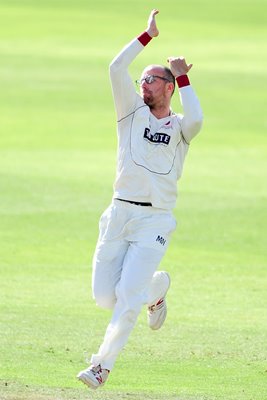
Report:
116,198,152,207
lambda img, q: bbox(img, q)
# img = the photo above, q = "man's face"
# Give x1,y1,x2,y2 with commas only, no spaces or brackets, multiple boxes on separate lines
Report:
139,67,171,109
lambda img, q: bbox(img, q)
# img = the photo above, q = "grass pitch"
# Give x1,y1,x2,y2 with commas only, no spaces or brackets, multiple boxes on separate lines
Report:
0,1,267,399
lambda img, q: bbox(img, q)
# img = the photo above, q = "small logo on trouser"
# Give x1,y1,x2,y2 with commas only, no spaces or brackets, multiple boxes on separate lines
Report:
156,235,166,246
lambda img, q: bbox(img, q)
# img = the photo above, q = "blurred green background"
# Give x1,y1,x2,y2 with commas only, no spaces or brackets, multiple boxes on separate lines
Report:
0,1,266,399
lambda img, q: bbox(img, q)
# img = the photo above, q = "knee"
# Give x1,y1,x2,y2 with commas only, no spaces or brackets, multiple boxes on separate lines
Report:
115,282,144,314
93,288,116,310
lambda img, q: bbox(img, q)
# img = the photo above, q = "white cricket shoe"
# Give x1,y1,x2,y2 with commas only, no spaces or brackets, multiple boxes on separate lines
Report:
147,271,171,330
77,364,109,390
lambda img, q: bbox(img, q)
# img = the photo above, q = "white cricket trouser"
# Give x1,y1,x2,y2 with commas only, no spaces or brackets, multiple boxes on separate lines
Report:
90,199,176,371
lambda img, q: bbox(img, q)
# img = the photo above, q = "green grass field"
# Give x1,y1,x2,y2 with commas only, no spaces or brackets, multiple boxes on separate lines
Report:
0,1,267,399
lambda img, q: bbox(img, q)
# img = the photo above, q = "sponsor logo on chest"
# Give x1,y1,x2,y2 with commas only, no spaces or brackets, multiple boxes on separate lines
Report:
144,128,171,145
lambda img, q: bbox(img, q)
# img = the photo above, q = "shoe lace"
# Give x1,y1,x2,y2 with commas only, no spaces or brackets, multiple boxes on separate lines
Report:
91,365,102,375
148,298,165,313
91,364,110,376
83,352,110,377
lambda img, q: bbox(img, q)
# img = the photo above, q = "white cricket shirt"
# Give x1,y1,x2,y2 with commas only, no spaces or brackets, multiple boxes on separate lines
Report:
109,34,203,210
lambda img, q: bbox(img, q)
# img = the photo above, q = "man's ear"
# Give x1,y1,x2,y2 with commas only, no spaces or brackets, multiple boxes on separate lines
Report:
167,82,175,96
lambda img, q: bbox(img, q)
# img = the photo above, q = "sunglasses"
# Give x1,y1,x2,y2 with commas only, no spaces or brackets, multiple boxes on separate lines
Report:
135,75,172,86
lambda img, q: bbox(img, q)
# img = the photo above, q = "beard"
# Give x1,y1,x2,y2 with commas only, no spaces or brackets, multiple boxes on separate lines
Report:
142,90,155,108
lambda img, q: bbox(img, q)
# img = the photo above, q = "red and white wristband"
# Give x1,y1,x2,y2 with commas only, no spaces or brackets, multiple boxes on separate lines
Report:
176,74,190,88
137,31,190,88
137,31,152,46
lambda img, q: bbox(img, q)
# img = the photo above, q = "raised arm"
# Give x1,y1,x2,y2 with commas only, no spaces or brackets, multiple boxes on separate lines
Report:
109,10,159,120
146,9,159,38
168,56,203,143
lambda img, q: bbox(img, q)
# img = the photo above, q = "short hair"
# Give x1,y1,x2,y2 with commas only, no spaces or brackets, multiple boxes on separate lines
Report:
142,64,176,96
163,66,175,96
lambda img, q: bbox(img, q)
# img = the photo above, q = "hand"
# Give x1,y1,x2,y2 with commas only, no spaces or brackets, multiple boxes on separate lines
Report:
146,9,159,38
167,57,193,77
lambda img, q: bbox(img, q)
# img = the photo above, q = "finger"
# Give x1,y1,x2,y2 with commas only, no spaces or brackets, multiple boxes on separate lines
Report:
150,9,159,19
188,63,193,71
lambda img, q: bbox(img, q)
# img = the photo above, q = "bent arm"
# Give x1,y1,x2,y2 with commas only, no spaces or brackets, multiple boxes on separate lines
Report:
176,75,203,143
109,9,159,120
109,34,151,120
168,57,203,142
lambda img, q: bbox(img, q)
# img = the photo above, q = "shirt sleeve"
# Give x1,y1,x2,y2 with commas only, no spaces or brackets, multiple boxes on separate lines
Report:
176,75,203,143
109,33,152,121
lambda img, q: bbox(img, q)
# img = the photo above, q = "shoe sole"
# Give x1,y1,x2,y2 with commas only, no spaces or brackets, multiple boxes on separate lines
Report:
148,271,170,330
149,302,167,330
163,272,171,296
77,373,98,390
152,271,171,304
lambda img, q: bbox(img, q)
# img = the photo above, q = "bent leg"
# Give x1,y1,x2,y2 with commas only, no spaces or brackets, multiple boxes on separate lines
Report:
92,239,129,309
91,243,166,370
